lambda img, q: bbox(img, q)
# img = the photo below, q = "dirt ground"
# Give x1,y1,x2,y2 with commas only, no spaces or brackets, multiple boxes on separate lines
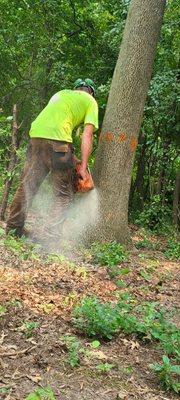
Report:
0,224,179,400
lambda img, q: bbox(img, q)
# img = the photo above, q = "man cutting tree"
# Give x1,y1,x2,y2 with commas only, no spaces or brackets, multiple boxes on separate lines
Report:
6,78,99,239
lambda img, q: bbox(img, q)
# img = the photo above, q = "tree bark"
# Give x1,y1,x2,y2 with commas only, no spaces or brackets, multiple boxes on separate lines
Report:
0,105,18,220
92,0,166,243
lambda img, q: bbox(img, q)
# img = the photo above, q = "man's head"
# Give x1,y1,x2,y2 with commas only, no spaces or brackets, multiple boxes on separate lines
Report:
74,78,95,97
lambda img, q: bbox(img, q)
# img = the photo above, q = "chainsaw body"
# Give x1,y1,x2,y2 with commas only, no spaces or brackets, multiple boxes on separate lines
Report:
75,164,94,193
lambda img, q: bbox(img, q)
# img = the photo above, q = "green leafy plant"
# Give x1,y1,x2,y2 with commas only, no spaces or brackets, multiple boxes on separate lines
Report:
96,363,115,373
164,239,180,260
0,386,11,394
115,279,126,288
60,335,81,368
134,195,172,232
21,321,39,338
135,238,155,249
139,269,152,282
91,340,101,349
1,235,39,261
0,304,7,316
73,296,180,349
25,386,56,400
90,241,128,267
72,297,122,339
150,356,180,393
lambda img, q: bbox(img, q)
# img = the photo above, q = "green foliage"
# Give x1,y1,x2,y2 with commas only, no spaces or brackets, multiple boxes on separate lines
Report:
0,386,11,394
60,335,80,368
73,297,180,355
139,269,152,282
73,297,121,339
25,387,56,400
91,340,101,349
134,195,172,232
73,295,180,393
0,305,7,316
135,238,155,250
90,241,128,267
164,239,180,260
150,356,180,394
96,363,115,373
21,321,39,338
1,234,40,261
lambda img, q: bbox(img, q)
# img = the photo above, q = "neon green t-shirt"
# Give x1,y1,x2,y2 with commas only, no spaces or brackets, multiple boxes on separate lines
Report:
29,89,99,143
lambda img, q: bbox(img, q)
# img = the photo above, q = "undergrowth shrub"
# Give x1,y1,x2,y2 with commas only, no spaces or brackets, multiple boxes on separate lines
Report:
90,241,128,266
72,296,180,356
164,239,180,260
72,296,180,393
134,195,172,233
25,386,55,400
150,356,180,394
135,238,155,250
60,335,80,367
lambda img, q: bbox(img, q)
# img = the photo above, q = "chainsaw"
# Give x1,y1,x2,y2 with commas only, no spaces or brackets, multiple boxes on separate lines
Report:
75,164,94,193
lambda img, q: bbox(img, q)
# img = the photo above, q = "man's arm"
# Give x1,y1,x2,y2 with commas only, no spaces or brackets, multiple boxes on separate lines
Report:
78,124,94,180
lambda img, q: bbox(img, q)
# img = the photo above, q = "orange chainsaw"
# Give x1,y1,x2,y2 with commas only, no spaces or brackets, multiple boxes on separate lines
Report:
75,164,94,193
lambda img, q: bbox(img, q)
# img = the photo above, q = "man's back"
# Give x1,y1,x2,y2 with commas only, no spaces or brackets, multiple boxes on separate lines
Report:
30,89,98,143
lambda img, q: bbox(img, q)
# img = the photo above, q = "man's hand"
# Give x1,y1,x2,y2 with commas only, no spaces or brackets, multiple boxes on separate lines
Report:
78,164,88,180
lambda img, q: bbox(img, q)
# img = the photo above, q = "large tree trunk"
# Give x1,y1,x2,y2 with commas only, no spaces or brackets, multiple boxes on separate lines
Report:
92,0,166,243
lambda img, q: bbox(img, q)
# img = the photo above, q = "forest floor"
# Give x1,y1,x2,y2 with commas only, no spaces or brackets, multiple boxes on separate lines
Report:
0,222,179,400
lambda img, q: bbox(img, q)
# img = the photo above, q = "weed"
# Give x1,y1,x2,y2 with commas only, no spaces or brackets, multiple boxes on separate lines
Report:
90,241,128,267
45,253,67,264
2,235,40,261
8,299,22,308
150,356,180,393
25,386,56,400
136,238,155,250
96,363,115,373
0,227,5,237
134,195,172,233
91,340,101,349
20,321,39,338
72,296,180,350
115,279,126,288
139,269,152,282
0,386,11,394
164,239,180,260
72,296,121,339
121,366,133,375
60,335,80,367
0,305,7,316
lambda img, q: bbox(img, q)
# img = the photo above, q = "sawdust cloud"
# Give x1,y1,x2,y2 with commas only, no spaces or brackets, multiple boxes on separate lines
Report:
27,179,99,253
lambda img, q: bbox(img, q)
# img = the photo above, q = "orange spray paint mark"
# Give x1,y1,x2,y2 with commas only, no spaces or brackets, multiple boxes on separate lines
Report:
104,132,114,142
130,136,138,151
118,132,127,142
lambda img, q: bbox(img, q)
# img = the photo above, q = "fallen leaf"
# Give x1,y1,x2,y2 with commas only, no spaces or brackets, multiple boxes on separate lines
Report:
117,390,127,399
27,375,41,383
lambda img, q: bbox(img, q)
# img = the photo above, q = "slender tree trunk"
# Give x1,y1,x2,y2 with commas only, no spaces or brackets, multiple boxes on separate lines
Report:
0,105,18,220
92,0,166,243
173,170,180,228
130,133,147,208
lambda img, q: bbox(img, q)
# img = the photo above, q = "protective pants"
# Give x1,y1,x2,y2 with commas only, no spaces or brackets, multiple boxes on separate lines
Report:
6,138,76,238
